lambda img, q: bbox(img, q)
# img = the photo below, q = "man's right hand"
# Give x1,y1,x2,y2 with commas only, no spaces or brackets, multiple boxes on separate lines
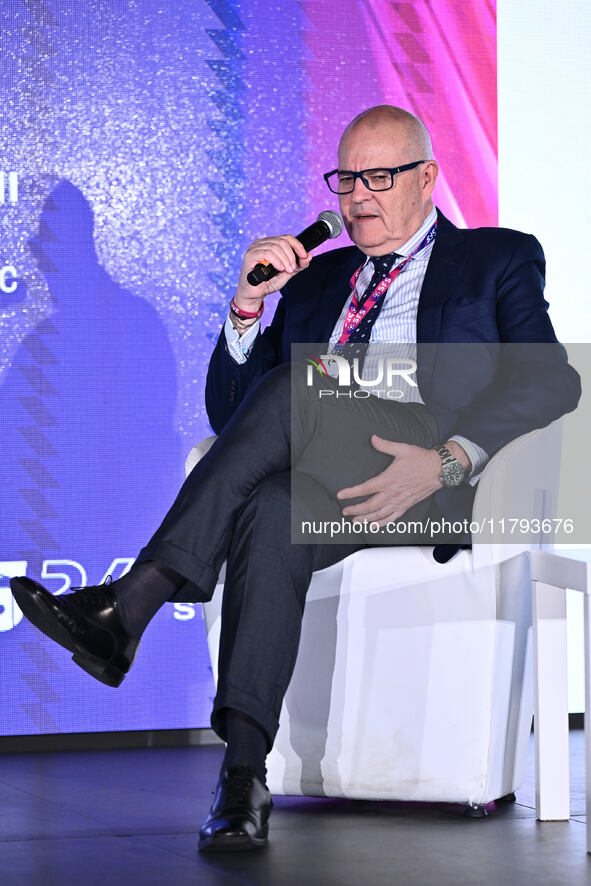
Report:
233,235,313,312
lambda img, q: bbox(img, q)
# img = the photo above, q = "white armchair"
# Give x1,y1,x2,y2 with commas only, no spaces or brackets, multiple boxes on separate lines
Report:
187,419,563,815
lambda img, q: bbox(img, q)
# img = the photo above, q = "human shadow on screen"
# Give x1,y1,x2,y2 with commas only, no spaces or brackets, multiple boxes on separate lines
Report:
0,181,182,571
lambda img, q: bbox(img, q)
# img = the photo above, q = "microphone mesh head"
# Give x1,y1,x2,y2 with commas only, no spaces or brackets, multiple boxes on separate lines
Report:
317,210,343,239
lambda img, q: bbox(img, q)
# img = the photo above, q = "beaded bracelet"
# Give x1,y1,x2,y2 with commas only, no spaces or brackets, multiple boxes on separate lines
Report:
229,312,258,333
230,297,264,320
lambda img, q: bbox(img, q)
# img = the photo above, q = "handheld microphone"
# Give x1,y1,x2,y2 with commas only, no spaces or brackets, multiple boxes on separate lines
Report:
246,210,343,286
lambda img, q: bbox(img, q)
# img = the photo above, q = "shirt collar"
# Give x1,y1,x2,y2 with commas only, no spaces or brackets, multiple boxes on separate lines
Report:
359,205,438,274
395,205,438,258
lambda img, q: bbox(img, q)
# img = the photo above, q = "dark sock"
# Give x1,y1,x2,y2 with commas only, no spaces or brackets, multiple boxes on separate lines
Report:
222,710,268,785
108,560,185,639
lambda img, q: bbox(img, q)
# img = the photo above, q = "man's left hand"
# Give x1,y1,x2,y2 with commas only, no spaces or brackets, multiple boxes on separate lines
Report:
336,435,443,526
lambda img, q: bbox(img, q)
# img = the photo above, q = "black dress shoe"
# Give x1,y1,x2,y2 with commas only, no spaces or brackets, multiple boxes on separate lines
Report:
199,765,273,852
9,576,139,687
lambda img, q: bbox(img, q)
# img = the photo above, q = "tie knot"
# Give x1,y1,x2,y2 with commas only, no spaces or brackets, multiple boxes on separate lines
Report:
370,252,399,277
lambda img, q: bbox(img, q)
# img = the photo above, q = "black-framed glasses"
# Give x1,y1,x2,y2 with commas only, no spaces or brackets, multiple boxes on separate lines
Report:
323,160,426,194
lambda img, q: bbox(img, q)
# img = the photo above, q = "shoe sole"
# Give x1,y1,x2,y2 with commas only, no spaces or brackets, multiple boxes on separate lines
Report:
10,577,127,688
71,649,126,688
198,827,269,853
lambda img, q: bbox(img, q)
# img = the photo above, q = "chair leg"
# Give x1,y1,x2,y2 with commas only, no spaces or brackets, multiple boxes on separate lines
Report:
465,803,487,818
495,792,517,803
532,580,570,821
584,590,591,854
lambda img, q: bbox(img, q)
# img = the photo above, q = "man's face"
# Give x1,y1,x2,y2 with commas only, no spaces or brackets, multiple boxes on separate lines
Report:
337,120,437,255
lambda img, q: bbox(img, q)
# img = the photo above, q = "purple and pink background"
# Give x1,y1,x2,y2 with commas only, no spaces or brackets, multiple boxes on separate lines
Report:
0,0,497,736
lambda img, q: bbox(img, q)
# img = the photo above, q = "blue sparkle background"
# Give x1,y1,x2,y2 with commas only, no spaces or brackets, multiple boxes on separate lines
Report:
0,0,311,735
0,0,496,735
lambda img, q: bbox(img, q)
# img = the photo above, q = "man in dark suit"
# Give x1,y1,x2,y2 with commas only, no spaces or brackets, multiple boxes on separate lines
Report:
11,105,580,853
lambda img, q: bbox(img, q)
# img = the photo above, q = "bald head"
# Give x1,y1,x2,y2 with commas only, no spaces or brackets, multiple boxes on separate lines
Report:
339,105,433,163
335,105,438,255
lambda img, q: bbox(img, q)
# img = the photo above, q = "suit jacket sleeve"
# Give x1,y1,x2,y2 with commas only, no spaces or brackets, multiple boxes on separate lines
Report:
205,297,287,434
204,245,361,434
441,234,581,456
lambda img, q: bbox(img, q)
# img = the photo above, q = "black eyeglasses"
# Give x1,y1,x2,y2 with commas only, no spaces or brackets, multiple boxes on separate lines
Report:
323,161,426,194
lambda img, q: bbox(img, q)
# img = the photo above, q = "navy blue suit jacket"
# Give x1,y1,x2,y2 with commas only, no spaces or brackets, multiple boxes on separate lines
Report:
206,209,580,523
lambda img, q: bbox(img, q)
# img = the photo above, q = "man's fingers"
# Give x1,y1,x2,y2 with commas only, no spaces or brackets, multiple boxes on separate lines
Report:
342,493,386,517
351,504,395,524
248,236,311,274
337,479,379,500
283,234,311,263
249,241,297,274
370,435,407,455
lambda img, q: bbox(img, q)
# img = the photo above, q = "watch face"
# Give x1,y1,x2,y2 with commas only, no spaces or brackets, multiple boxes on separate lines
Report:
441,463,465,487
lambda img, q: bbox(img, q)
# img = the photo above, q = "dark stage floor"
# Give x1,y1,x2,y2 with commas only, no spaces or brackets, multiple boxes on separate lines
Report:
1,731,589,886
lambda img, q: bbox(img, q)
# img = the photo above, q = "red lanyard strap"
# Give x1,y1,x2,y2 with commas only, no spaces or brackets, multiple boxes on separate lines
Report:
335,220,437,349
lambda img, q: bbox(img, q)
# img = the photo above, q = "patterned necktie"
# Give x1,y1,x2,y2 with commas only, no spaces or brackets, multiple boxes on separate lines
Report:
345,252,399,371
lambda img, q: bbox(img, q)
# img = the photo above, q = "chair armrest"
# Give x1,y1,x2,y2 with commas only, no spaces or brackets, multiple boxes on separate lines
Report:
471,418,563,566
530,549,589,592
185,435,217,476
472,418,562,522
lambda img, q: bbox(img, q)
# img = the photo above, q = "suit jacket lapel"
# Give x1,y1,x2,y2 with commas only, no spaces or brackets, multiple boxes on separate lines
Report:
416,208,464,343
416,209,465,405
310,213,465,347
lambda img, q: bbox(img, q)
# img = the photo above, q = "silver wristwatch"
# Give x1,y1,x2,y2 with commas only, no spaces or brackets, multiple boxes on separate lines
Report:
433,444,466,488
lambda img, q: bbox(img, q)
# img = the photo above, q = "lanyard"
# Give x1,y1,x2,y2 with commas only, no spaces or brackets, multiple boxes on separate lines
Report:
334,220,437,349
